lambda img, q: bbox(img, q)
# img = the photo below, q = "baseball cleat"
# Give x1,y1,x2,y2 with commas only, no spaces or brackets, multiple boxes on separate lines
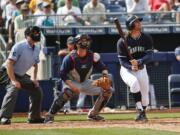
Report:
87,115,105,121
135,110,148,122
44,115,54,123
0,117,11,125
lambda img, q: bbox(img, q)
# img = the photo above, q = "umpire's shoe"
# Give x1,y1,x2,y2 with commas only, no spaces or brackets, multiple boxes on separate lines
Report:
44,115,54,123
87,115,105,121
27,117,45,124
0,117,11,125
135,110,148,122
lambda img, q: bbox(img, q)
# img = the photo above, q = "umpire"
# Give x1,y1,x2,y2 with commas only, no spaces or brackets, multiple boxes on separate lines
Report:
0,26,44,125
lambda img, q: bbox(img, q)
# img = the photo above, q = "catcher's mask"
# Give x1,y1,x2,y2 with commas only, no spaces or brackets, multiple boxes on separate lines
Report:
126,15,143,30
24,26,41,42
75,34,91,49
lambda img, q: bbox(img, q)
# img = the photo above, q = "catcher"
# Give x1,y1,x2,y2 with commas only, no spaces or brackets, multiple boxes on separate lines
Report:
44,34,112,123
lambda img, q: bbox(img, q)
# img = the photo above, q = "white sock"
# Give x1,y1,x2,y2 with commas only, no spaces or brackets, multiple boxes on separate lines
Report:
136,101,143,111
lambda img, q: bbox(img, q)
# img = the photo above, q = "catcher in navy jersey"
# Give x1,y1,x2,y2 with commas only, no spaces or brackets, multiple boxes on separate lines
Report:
117,15,154,122
44,34,112,123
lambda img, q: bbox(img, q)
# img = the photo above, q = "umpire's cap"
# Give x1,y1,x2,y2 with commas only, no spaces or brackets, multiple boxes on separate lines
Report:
24,26,41,41
126,15,143,30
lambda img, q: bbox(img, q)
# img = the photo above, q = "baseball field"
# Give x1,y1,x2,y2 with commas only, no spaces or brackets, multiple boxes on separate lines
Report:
0,109,180,135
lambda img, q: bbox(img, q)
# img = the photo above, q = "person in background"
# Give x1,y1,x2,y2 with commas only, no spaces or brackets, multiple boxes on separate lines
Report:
83,0,108,25
57,0,79,9
36,1,55,27
29,0,52,13
14,3,32,42
175,46,180,61
125,0,150,20
56,0,84,26
148,0,172,22
33,0,43,15
8,0,24,48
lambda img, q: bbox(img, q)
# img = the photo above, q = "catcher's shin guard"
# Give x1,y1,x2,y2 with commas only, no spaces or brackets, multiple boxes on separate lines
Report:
49,88,73,115
89,91,112,116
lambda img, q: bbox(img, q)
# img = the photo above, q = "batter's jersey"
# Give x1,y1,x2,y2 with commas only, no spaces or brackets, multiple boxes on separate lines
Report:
117,32,153,69
60,50,107,82
3,39,40,76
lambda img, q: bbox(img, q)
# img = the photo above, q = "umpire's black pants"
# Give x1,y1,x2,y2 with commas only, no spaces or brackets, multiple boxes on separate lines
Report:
0,67,43,120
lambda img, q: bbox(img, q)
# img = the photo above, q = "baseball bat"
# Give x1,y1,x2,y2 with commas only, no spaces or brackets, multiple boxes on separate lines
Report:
114,18,133,60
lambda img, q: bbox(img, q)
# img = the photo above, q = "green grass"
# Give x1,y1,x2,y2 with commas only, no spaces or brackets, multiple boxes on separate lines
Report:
0,128,179,135
0,112,179,135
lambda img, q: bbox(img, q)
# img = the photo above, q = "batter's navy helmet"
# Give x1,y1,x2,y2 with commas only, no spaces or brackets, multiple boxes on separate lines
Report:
126,15,143,30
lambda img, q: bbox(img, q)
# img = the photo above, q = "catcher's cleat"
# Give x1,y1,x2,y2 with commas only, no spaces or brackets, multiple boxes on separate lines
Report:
28,117,45,124
0,117,11,125
87,115,105,121
44,115,54,123
135,110,148,122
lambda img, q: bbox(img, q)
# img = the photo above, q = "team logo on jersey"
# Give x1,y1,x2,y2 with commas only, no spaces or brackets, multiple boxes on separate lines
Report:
130,46,145,54
12,52,16,57
81,64,87,69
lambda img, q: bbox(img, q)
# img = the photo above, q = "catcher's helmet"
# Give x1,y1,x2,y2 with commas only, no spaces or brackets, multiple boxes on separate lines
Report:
75,34,91,49
24,26,41,42
126,15,143,30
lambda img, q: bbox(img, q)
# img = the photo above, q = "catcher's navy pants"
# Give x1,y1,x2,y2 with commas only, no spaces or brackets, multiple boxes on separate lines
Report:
0,71,43,120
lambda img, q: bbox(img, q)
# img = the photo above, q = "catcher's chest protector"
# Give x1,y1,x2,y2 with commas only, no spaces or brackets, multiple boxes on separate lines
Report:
70,51,94,82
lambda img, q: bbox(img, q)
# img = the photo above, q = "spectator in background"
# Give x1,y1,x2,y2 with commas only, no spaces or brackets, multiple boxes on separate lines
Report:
149,0,171,11
125,0,150,20
56,0,84,26
148,0,172,22
58,36,75,56
33,0,43,15
175,46,180,61
36,1,55,27
57,0,79,9
3,0,17,29
14,3,31,42
170,0,180,23
1,0,9,10
83,0,108,25
29,0,52,13
12,0,24,19
8,0,24,47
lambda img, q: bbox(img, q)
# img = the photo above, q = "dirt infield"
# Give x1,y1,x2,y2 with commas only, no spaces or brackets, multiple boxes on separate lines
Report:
0,119,180,132
0,108,180,132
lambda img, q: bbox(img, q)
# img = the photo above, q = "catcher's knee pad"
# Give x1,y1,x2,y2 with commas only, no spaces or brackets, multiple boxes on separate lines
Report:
49,88,73,115
63,88,74,100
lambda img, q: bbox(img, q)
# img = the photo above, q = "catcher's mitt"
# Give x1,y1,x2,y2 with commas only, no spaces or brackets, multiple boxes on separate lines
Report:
92,75,112,90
